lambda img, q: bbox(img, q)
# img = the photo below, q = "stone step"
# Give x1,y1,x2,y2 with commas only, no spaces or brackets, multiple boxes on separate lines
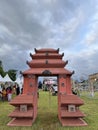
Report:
60,109,86,117
60,117,88,126
8,107,33,118
60,94,84,105
10,94,34,106
7,118,34,126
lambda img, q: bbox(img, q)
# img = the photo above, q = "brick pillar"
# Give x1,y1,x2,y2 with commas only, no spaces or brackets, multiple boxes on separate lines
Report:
23,74,38,120
23,74,37,95
58,74,67,94
58,74,67,120
66,75,72,95
58,74,72,121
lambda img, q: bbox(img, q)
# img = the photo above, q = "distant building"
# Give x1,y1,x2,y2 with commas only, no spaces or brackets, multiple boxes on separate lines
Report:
89,73,98,83
89,73,98,90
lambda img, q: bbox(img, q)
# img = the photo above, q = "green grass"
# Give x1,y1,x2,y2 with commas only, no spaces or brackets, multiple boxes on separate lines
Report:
0,90,98,130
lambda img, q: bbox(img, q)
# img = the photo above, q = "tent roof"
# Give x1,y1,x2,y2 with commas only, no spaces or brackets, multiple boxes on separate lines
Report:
0,74,12,82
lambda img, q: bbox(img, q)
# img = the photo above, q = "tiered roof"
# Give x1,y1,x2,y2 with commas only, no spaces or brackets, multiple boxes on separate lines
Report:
23,48,73,76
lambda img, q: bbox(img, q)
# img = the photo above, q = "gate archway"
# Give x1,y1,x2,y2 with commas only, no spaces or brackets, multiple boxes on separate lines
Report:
8,48,87,126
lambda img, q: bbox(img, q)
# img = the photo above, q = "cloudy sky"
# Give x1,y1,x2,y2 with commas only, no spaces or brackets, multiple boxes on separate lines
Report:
0,0,98,80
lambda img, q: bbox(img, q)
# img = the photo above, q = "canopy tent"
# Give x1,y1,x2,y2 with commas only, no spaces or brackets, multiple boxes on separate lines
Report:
15,76,23,88
0,75,2,91
0,74,12,82
0,74,13,90
0,75,3,81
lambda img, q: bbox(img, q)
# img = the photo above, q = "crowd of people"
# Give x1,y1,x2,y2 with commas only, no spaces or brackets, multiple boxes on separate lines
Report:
0,83,22,102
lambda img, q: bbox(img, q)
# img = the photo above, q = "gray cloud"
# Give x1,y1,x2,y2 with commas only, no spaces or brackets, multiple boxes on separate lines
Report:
0,0,98,79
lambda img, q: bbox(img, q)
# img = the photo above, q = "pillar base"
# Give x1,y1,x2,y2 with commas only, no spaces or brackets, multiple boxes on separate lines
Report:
7,118,34,126
60,117,87,126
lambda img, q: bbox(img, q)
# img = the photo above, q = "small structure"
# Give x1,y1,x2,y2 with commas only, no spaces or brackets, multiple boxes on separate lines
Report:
8,48,87,126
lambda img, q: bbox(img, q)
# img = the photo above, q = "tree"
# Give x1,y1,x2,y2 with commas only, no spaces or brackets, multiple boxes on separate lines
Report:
8,69,17,81
0,60,7,77
0,60,17,81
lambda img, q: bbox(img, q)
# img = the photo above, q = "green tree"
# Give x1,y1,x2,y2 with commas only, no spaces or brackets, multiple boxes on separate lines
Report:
8,69,17,81
0,60,7,77
0,60,17,81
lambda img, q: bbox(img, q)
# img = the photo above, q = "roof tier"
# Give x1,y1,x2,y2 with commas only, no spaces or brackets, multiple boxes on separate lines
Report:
30,53,64,59
34,48,59,53
27,59,68,68
23,68,73,76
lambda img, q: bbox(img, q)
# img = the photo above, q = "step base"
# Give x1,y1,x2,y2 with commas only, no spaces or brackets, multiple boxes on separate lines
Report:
60,118,87,126
7,118,34,126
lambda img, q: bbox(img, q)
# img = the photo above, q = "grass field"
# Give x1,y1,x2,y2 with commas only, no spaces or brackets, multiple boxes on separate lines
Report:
0,90,98,130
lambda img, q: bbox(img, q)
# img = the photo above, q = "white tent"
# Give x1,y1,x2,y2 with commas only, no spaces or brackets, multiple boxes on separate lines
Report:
0,75,3,81
16,76,23,88
0,74,12,82
0,75,3,91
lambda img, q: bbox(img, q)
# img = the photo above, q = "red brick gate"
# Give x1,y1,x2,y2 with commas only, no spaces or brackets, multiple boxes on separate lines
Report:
7,48,87,126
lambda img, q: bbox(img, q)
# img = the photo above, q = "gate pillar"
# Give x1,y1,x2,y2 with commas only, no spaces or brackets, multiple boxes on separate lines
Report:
23,74,38,120
58,74,87,126
7,74,38,126
58,74,69,120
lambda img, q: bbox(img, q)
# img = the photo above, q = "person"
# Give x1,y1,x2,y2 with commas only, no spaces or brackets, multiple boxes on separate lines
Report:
72,87,80,96
38,81,42,89
16,84,20,95
13,85,16,94
21,87,23,94
2,87,7,101
0,91,2,101
72,87,77,95
6,87,12,101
